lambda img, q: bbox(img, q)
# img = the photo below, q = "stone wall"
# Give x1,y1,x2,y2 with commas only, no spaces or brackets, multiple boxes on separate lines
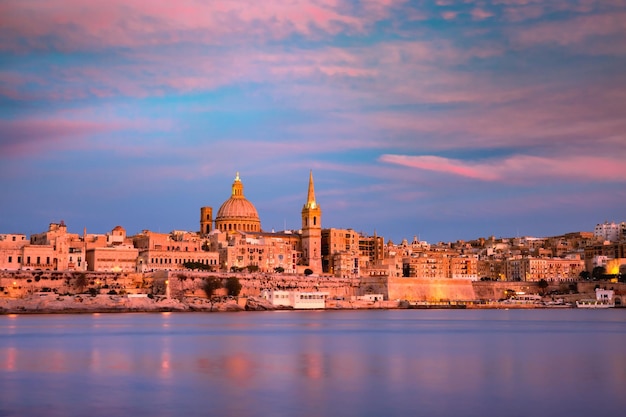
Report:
162,271,361,299
472,281,540,301
0,270,148,298
3,270,623,302
386,277,476,301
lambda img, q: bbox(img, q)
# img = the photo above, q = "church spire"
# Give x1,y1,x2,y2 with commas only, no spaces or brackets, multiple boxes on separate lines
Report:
304,170,317,209
301,170,322,273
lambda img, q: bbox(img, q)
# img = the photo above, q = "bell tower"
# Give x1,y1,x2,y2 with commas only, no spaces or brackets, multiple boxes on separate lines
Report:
200,206,213,236
301,170,322,273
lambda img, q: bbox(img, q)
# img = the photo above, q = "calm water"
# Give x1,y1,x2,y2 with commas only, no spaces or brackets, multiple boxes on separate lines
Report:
1,310,625,417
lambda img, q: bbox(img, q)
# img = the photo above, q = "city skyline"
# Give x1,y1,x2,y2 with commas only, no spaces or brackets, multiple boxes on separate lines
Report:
1,1,625,243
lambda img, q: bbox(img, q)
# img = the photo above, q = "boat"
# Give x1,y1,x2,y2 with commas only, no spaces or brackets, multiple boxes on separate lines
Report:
575,300,614,309
407,301,467,309
575,288,616,308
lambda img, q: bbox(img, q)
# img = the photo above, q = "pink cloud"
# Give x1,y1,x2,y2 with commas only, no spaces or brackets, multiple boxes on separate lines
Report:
502,4,544,22
0,112,173,159
471,8,494,20
0,0,405,52
379,154,626,183
379,155,499,181
0,119,114,157
511,11,626,48
441,11,458,20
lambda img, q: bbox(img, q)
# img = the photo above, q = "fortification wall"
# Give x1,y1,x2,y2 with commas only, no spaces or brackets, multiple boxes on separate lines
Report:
0,271,148,298
163,271,361,299
0,270,360,299
4,270,623,302
386,277,476,301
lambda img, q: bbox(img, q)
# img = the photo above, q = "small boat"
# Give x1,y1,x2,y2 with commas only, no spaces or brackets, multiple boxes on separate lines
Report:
575,288,616,308
575,300,614,309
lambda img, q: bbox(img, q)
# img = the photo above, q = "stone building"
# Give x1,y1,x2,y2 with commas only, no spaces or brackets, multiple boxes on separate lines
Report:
584,242,626,273
133,230,218,272
86,246,139,273
0,234,28,270
321,228,359,274
213,230,301,273
505,256,585,282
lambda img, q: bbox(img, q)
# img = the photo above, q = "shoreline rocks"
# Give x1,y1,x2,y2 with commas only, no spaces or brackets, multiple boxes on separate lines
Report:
0,294,591,315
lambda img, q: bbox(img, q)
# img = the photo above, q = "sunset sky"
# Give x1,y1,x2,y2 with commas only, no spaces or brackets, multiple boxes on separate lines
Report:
1,0,625,243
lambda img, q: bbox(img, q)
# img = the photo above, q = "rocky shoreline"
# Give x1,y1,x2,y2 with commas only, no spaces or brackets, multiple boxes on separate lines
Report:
0,293,600,315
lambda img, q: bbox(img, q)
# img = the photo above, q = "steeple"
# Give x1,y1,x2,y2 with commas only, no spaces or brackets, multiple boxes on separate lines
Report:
301,170,322,273
304,170,317,209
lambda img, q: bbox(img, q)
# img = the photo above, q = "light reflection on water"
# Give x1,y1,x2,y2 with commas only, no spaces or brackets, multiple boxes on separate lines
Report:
1,310,625,417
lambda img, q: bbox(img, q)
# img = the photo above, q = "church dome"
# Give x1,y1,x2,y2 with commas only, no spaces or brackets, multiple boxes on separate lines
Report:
217,198,259,219
215,173,261,233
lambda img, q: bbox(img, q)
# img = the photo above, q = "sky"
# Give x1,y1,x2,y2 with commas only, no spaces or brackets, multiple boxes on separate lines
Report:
1,0,625,244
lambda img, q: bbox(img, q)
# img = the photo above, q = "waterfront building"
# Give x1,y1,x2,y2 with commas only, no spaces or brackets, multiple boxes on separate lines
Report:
476,259,506,281
133,230,218,272
0,222,86,271
505,256,585,282
0,234,28,270
29,221,85,271
449,255,479,280
86,245,139,273
260,289,328,309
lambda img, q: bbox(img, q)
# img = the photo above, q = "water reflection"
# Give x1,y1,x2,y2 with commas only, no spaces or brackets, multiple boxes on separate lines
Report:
0,310,625,417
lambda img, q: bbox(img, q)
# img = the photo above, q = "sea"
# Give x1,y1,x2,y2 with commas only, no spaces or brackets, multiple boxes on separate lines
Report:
1,309,625,417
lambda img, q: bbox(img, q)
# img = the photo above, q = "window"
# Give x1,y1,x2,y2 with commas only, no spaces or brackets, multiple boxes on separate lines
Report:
8,256,12,263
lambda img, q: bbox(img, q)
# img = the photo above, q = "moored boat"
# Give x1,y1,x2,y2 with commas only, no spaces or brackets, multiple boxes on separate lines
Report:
576,288,616,308
575,300,614,309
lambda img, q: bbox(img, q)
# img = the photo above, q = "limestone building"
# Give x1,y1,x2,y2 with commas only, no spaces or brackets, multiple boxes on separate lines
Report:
133,230,219,272
321,228,360,277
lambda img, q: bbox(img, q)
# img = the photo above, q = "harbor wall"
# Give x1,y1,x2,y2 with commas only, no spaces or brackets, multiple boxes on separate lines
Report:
2,270,624,303
385,277,476,301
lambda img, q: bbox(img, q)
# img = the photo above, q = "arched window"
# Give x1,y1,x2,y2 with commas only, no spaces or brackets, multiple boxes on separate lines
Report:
313,216,316,226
